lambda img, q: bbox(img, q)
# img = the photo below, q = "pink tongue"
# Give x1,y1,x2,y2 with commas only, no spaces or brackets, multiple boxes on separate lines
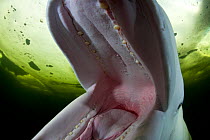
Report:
78,109,137,140
93,109,137,139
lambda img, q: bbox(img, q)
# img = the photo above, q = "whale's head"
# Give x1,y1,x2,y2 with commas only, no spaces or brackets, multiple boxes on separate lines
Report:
33,0,190,140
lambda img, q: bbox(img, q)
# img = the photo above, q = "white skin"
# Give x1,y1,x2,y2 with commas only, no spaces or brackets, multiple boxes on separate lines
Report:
33,0,191,140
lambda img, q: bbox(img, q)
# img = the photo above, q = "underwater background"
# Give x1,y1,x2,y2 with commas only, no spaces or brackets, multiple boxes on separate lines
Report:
0,0,209,139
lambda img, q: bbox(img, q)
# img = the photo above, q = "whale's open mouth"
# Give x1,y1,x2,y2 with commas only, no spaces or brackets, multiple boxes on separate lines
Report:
65,75,156,140
43,0,169,139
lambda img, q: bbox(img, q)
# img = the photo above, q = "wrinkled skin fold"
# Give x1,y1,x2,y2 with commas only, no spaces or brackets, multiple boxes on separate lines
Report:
33,0,191,140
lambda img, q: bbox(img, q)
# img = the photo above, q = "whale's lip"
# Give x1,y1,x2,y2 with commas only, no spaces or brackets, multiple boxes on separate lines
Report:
46,0,169,139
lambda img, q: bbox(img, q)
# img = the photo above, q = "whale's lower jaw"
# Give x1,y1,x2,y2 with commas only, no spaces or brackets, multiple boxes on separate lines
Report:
61,75,156,140
32,74,156,140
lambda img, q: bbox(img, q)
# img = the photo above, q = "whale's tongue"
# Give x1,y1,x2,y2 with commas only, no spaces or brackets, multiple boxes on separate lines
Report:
80,109,137,140
71,74,155,140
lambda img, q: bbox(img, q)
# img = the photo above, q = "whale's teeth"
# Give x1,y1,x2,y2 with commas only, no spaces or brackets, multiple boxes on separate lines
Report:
120,135,125,140
114,25,120,30
85,41,91,46
96,56,100,60
135,59,140,64
77,31,83,36
75,124,79,129
91,50,97,53
122,40,127,44
68,131,73,136
99,2,109,9
129,52,134,56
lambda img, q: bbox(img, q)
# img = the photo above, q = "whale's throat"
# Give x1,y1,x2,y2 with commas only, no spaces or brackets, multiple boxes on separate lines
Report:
73,76,156,140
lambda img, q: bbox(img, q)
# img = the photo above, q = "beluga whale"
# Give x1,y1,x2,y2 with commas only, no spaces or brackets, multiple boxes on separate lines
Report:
33,0,191,139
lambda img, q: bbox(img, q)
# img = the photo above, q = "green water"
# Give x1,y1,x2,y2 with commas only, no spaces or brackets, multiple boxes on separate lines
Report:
0,52,84,139
1,53,209,139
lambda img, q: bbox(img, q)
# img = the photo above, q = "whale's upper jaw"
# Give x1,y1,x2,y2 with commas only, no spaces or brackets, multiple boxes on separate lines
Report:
50,0,168,109
44,0,182,139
